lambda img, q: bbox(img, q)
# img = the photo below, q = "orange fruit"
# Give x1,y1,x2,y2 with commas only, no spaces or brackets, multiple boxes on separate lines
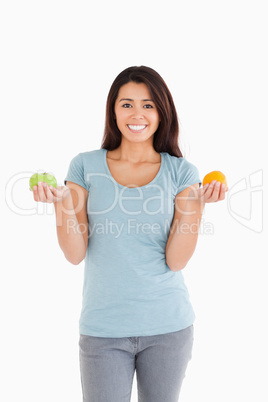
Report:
202,171,227,187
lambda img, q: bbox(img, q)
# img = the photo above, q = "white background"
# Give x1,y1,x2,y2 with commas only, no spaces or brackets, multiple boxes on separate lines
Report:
1,0,267,401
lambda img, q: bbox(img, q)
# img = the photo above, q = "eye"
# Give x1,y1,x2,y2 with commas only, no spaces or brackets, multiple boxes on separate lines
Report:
122,103,132,108
144,104,153,109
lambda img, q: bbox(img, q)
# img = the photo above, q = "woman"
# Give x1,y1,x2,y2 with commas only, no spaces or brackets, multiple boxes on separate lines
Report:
32,66,227,401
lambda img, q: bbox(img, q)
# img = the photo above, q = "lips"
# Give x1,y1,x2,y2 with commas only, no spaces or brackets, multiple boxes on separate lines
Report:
127,124,147,132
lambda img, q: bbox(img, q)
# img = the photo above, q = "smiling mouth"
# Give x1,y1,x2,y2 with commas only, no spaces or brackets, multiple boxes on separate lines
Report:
127,124,147,132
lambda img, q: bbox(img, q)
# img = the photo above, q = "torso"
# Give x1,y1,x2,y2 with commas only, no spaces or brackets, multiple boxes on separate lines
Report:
106,150,161,188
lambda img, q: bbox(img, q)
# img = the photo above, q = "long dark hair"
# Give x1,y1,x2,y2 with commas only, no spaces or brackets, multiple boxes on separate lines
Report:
101,66,183,158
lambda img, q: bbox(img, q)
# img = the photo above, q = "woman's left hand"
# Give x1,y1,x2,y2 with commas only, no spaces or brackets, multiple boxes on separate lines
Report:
188,181,228,205
200,180,228,203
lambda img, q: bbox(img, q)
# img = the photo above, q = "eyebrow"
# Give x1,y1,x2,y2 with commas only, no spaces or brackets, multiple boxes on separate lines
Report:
119,98,154,102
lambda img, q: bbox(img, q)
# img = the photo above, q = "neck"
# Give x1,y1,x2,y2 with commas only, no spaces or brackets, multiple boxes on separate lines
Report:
114,140,160,164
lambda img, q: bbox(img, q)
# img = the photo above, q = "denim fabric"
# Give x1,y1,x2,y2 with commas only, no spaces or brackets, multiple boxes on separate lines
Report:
79,325,194,402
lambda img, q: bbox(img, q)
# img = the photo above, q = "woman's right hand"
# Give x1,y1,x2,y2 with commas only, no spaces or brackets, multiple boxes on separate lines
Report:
32,182,71,204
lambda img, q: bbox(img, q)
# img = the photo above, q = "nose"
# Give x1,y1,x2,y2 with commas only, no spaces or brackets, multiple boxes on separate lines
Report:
131,106,145,120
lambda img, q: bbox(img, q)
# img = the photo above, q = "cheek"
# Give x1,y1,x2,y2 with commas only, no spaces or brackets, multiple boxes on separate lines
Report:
152,109,160,122
114,112,122,125
153,114,161,127
114,107,128,123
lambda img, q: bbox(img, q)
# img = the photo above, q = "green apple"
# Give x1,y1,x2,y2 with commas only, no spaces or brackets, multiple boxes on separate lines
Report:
29,172,57,191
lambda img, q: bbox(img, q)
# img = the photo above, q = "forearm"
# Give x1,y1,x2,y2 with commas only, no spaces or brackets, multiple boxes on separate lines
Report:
166,199,205,271
54,192,87,265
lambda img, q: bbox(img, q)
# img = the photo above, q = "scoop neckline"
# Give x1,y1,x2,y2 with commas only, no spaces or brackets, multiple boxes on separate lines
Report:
103,148,164,190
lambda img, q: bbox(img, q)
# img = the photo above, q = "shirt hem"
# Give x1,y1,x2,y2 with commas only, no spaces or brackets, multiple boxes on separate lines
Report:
79,319,195,338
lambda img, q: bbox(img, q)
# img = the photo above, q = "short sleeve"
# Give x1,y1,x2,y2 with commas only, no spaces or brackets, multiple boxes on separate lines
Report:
64,153,88,190
176,159,201,195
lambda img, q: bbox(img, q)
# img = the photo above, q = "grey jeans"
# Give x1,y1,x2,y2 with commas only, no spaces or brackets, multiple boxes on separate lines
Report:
79,325,194,402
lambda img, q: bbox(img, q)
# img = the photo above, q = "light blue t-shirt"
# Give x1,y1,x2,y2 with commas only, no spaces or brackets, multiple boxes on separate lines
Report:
64,148,201,338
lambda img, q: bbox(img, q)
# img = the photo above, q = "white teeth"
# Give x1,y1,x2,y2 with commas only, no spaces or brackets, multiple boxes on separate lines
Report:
128,125,147,131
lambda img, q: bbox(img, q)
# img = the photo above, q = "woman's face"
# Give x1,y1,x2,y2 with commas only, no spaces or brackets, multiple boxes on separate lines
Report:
114,82,160,144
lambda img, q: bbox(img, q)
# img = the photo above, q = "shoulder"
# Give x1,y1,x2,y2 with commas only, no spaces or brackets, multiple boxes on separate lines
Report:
163,153,198,174
69,149,105,165
75,148,105,159
65,149,105,189
163,153,201,193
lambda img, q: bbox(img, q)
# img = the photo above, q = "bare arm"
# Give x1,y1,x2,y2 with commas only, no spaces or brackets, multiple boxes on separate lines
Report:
54,181,88,265
32,181,88,265
165,181,227,271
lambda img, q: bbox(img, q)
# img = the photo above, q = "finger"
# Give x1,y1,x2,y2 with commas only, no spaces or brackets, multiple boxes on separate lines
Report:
218,183,226,201
49,185,64,201
201,183,210,195
43,182,54,203
205,180,217,199
32,185,39,202
206,181,221,202
212,181,221,201
37,182,47,202
196,183,209,202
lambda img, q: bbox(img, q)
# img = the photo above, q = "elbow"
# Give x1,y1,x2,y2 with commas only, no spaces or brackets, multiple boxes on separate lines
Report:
166,248,196,272
59,243,87,266
166,261,187,272
65,253,86,266
166,254,188,272
69,258,83,266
